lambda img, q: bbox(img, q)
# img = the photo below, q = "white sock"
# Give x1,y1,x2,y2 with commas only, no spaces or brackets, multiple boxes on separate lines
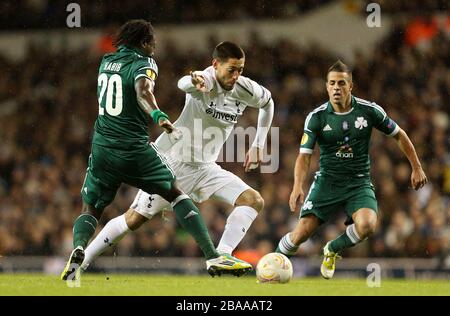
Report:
216,206,258,255
81,214,130,270
277,233,299,257
346,223,363,243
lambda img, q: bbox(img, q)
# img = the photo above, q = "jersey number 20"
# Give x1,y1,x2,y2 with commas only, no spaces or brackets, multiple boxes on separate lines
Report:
98,73,123,116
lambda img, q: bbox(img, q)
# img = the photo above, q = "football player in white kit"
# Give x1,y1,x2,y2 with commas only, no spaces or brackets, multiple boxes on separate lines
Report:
81,42,274,276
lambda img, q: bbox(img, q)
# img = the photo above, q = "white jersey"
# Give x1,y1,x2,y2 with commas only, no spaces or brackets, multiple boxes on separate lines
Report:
155,66,272,163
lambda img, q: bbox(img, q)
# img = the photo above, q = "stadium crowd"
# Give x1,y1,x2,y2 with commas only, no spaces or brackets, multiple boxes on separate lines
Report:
0,17,448,264
0,0,333,30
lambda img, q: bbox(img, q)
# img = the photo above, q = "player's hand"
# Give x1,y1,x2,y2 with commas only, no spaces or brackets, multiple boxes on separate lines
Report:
411,167,427,190
190,71,210,92
244,146,263,172
160,119,183,141
289,187,304,213
159,119,174,133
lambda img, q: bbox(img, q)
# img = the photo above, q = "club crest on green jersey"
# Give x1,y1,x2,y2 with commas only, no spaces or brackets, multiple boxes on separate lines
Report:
355,117,368,130
342,121,349,130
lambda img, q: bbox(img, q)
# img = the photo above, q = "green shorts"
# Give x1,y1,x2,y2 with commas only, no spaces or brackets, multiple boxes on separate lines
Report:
81,142,175,211
300,173,378,225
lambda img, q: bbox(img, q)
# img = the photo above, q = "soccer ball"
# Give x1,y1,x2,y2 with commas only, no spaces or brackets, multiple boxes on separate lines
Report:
256,252,293,284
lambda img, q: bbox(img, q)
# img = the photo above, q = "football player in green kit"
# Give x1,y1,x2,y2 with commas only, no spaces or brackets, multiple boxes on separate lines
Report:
276,61,427,279
61,20,251,281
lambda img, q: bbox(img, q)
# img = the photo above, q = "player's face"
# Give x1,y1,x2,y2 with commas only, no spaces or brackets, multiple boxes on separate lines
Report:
326,72,353,106
213,58,245,91
142,37,156,57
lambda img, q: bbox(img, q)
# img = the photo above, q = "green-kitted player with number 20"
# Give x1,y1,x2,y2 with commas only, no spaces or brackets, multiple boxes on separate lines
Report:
61,20,251,281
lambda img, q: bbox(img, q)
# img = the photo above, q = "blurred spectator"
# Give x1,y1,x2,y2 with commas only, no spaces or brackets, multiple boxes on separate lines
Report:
0,0,334,30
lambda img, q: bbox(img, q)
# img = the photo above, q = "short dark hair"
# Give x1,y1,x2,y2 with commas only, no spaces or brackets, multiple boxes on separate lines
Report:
114,19,154,49
212,41,245,62
327,60,352,81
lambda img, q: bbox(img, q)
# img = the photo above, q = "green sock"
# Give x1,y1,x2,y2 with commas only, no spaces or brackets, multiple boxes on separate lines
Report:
172,198,219,260
73,214,98,249
329,224,361,254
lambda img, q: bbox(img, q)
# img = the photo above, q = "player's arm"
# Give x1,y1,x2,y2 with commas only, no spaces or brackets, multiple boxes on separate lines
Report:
240,79,274,171
244,98,274,171
177,70,214,94
393,128,427,190
289,111,319,212
289,153,312,212
372,103,427,190
135,77,175,133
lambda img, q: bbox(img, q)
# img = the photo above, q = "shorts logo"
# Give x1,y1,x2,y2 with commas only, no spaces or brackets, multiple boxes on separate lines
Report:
302,201,313,210
184,210,199,219
147,195,154,208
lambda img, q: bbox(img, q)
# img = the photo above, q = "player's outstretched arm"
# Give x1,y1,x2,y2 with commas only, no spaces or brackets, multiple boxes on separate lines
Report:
393,128,428,190
177,71,213,93
289,153,311,212
135,77,176,134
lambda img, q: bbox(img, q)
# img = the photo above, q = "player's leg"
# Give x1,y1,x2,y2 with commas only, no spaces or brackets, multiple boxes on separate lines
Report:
61,201,103,281
327,208,377,254
277,174,329,258
194,164,261,255
216,187,263,255
135,144,252,276
82,190,168,270
321,187,378,279
276,214,321,257
62,148,119,280
156,181,252,276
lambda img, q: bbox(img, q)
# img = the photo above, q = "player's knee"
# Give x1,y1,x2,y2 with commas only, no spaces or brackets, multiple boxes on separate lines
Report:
292,226,312,245
355,220,376,238
248,191,264,212
81,202,102,220
125,209,148,231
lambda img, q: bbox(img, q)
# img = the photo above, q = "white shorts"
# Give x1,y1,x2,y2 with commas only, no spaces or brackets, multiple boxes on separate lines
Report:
130,157,251,218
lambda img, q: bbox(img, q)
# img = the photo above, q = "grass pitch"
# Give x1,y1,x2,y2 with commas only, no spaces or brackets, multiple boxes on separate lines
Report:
0,273,448,296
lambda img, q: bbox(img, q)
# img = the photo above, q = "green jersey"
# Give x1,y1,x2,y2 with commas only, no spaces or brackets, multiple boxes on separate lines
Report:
93,45,159,150
300,96,399,178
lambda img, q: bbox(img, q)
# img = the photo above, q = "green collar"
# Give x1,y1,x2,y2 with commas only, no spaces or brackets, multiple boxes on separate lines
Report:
117,45,150,57
327,96,357,113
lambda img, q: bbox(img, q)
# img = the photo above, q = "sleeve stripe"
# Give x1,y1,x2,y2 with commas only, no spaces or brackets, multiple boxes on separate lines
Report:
261,97,272,107
259,84,266,100
304,103,327,132
304,113,313,132
135,74,152,81
356,98,387,120
137,66,156,72
300,148,313,154
387,124,400,137
236,82,253,96
146,58,158,74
